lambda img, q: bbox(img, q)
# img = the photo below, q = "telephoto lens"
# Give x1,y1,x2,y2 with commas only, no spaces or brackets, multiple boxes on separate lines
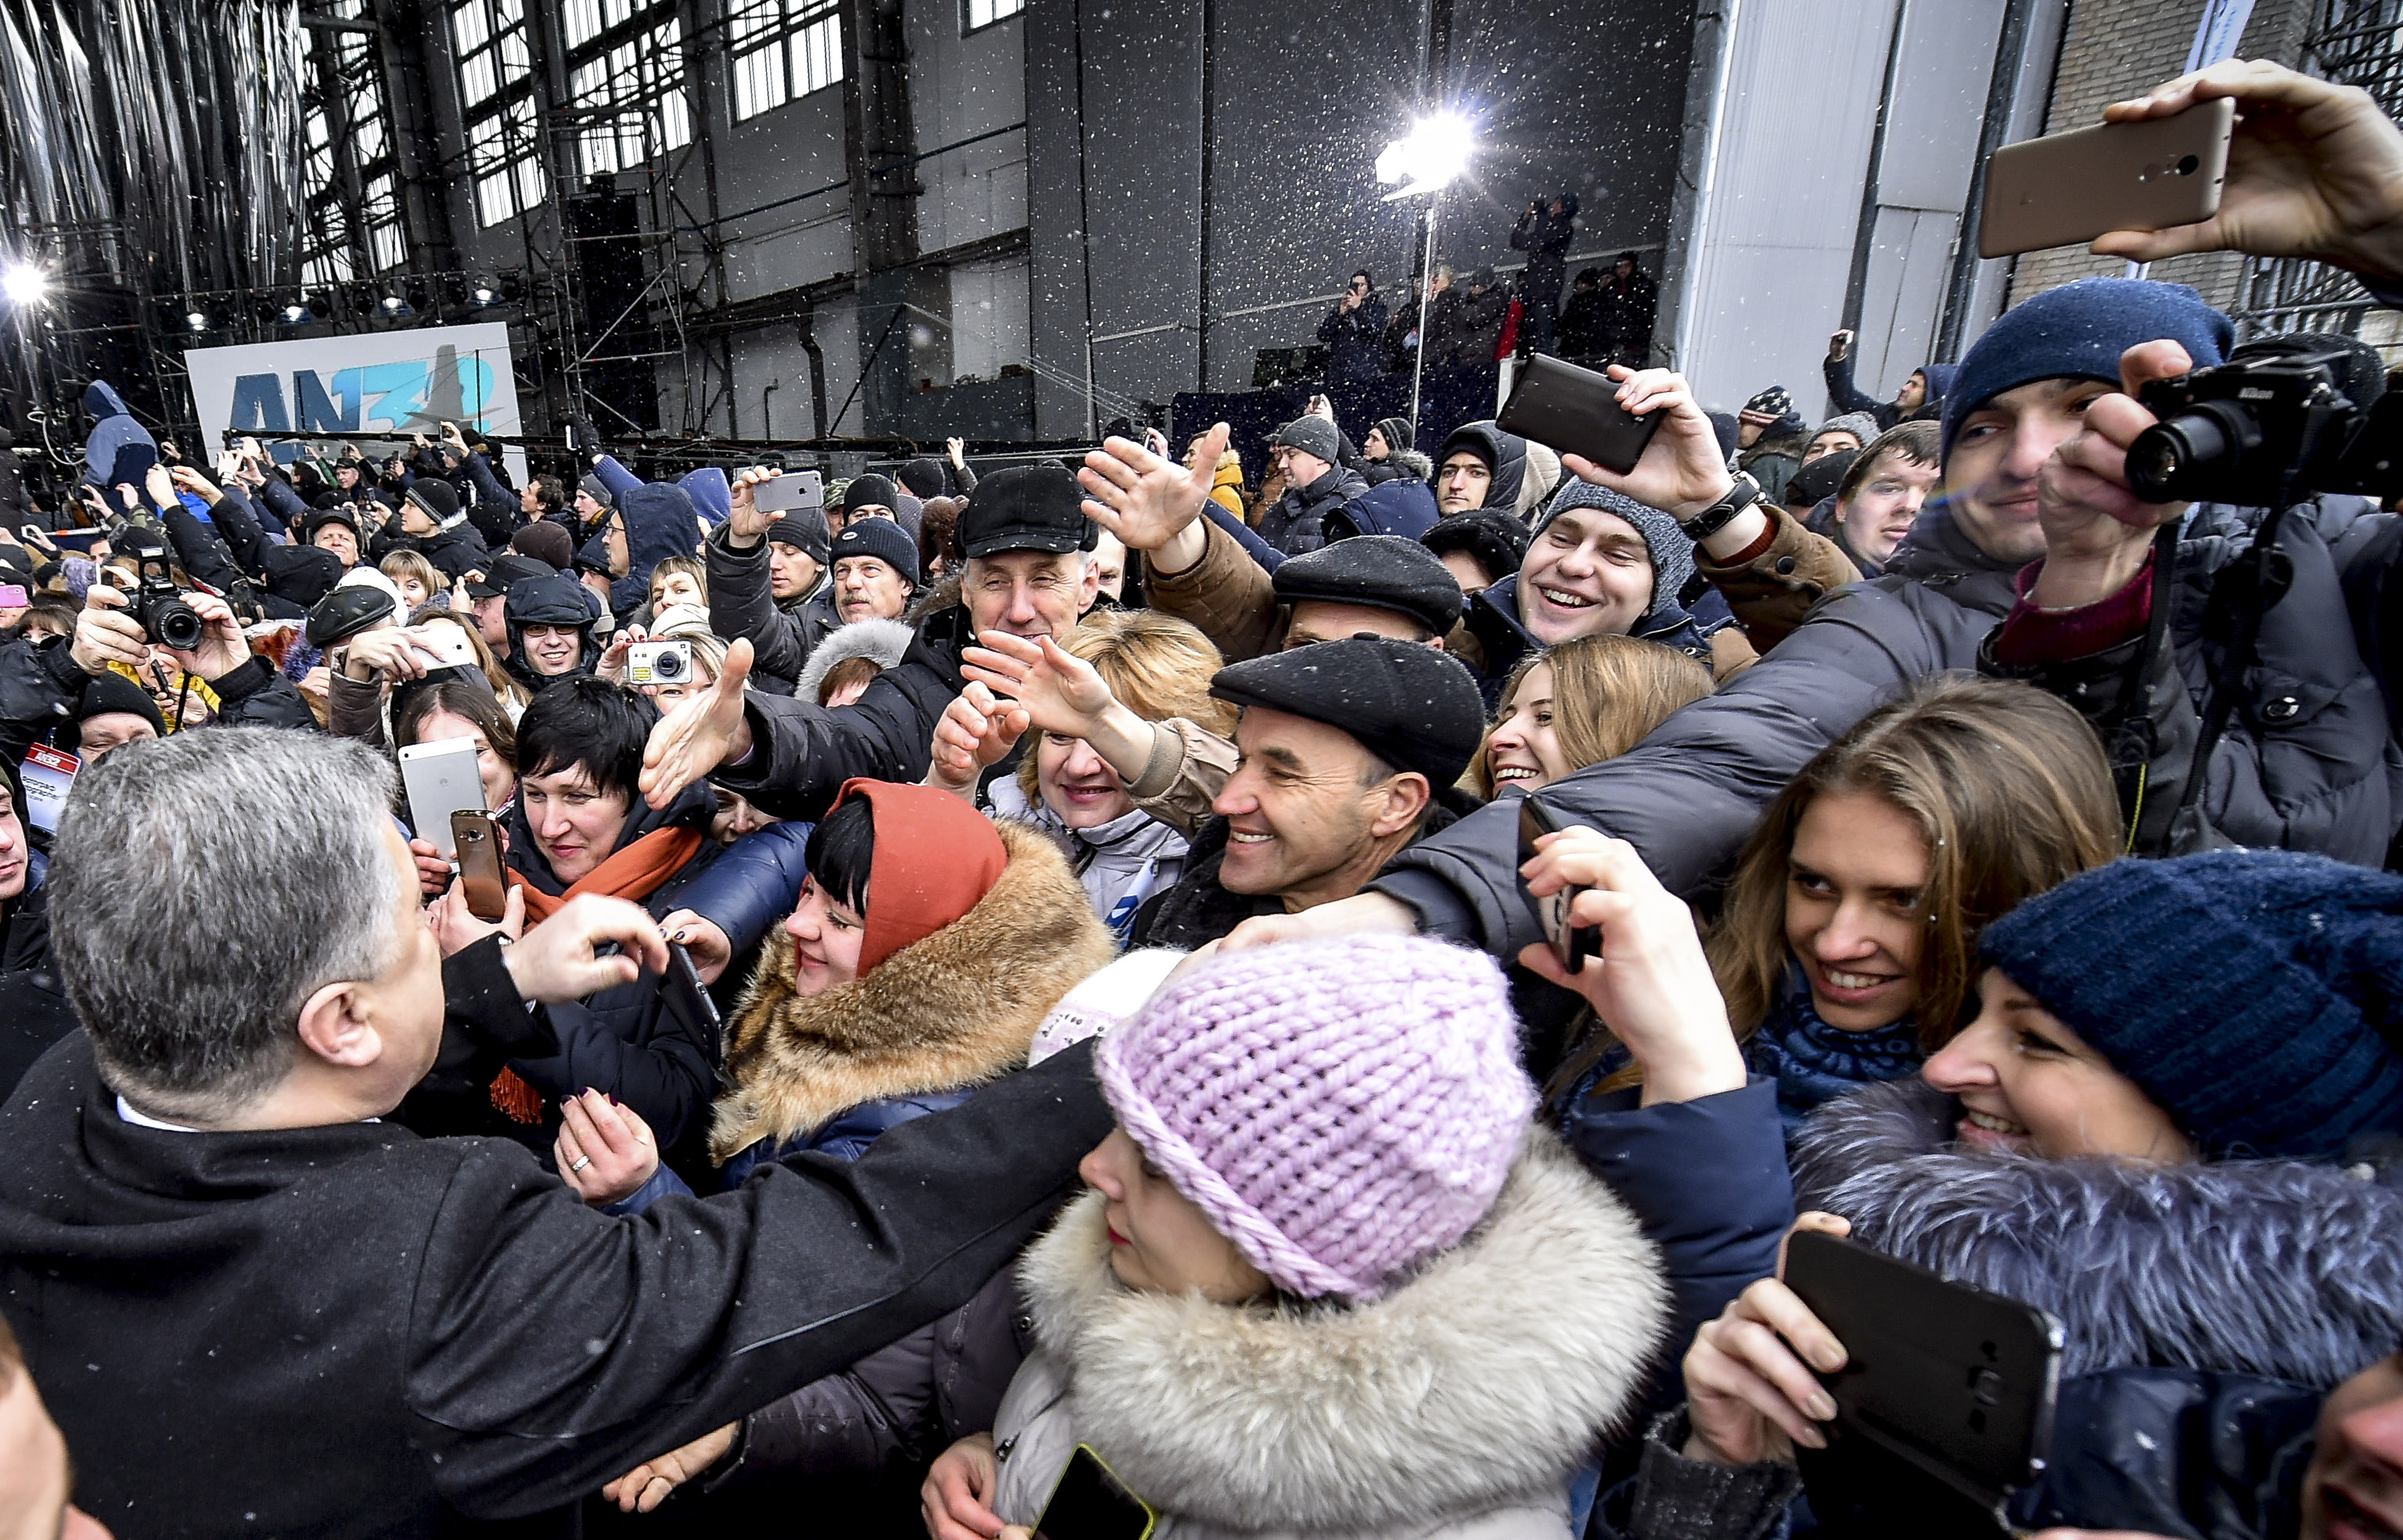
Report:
2127,401,2254,504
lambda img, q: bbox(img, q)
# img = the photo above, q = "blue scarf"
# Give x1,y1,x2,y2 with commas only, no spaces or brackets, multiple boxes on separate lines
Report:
1745,962,1923,1136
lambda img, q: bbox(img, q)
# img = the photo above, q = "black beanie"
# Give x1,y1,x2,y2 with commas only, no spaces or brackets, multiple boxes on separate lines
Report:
406,478,462,526
1372,416,1414,455
1210,635,1486,788
829,516,920,585
844,473,899,513
72,671,167,743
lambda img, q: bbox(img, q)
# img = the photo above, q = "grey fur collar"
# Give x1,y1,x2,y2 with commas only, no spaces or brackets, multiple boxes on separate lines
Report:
1793,1078,2403,1387
792,617,916,702
1015,1129,1666,1531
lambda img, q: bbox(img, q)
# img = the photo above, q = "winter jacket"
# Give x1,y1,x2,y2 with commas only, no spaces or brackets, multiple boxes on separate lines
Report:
0,1008,1114,1539
709,599,987,824
1558,1078,1794,1459
1374,496,2403,949
1256,463,1370,556
0,875,70,1100
1317,296,1391,384
399,779,723,1157
1430,286,1510,370
1820,358,1955,433
581,481,701,622
1595,272,1660,357
408,520,492,586
1511,207,1577,306
987,1129,1669,1540
81,380,156,496
987,777,1192,943
1767,1076,2403,1535
793,617,915,707
1437,422,1531,513
1736,424,1810,508
610,822,1109,1508
1326,473,1440,539
456,446,522,550
1207,459,1247,520
703,521,841,695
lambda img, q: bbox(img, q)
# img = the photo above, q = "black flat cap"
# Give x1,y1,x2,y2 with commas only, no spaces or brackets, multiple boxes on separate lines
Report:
465,552,556,599
304,583,397,649
957,466,1097,560
1271,535,1463,638
1210,635,1485,788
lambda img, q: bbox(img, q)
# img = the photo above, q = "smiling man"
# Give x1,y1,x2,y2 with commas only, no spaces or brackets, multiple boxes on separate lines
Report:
502,571,602,693
1266,277,2400,968
1126,635,1485,948
640,465,1103,822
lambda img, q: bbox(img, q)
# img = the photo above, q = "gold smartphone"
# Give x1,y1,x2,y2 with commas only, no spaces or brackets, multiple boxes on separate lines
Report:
451,810,509,921
1978,97,2233,258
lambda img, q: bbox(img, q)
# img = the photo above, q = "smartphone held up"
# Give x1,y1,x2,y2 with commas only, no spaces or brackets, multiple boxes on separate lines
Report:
1978,96,2233,257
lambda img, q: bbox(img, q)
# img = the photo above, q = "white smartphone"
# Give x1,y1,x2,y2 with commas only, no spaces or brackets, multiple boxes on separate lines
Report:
752,470,823,513
398,737,487,857
409,626,477,670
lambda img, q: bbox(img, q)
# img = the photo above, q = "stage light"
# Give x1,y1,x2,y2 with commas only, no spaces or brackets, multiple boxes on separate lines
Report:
380,293,406,314
471,284,496,305
282,303,310,324
2,262,46,306
1376,111,1476,200
185,311,209,333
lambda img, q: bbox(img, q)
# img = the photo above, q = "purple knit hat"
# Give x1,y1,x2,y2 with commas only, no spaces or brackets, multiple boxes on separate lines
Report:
1094,935,1535,1301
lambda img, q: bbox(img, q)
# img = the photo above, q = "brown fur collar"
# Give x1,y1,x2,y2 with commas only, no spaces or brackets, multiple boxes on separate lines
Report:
710,819,1114,1161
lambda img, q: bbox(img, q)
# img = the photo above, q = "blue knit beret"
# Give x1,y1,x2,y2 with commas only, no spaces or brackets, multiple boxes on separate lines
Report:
1941,279,2235,462
1980,851,2403,1160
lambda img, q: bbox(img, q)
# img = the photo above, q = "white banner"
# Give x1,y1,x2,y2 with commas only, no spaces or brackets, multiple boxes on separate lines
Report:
183,322,527,483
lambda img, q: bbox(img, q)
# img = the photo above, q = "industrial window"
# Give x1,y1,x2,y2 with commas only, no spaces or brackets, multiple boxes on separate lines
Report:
728,0,846,122
964,0,1023,33
450,0,545,227
562,0,694,177
299,0,405,282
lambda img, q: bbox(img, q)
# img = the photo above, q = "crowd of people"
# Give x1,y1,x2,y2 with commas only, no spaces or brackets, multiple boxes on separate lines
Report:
2,55,2402,1540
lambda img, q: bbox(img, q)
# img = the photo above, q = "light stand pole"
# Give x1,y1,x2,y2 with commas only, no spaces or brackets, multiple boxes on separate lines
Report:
1408,194,1439,443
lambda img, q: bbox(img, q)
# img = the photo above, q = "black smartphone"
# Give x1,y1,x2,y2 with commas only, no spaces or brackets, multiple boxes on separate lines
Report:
450,810,509,922
1034,1445,1155,1540
660,942,726,1081
1783,1230,2063,1516
1498,353,1663,474
1516,796,1597,971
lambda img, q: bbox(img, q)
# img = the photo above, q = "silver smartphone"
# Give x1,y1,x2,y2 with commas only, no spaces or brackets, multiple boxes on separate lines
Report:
1978,97,2233,258
398,736,486,857
752,470,824,513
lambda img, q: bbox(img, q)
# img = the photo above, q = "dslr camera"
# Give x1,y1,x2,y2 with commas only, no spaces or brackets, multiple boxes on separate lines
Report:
122,534,206,651
627,639,692,686
2128,334,2403,508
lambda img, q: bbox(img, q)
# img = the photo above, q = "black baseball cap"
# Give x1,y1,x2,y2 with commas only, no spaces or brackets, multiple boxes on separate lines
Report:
955,466,1098,560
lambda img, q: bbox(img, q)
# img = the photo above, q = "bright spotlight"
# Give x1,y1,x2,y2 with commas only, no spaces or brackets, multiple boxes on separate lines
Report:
471,284,496,305
185,311,209,333
282,303,310,324
380,293,407,314
1376,112,1476,200
2,262,46,306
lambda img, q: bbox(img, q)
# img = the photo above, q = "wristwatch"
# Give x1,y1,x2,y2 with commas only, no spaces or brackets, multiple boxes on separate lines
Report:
1681,472,1763,542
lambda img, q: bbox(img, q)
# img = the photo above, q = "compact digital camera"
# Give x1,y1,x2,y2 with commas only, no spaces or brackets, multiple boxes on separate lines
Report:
627,639,692,686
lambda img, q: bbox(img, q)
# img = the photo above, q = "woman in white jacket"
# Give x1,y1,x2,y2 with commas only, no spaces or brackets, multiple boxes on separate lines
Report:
922,934,1670,1540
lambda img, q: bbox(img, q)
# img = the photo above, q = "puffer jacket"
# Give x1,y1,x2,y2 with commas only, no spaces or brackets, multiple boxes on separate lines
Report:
1376,495,2403,949
1257,463,1369,556
987,777,1191,943
1208,460,1246,520
987,1129,1669,1540
585,481,703,622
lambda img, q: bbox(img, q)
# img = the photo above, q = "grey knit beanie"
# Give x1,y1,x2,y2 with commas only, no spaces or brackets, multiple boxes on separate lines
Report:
1534,479,1695,617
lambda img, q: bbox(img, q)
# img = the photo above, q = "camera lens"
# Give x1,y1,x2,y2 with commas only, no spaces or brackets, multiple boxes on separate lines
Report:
151,598,205,651
653,648,685,680
2128,410,2235,502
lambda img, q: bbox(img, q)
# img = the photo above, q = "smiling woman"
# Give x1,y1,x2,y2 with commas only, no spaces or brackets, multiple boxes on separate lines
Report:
1703,675,2121,1135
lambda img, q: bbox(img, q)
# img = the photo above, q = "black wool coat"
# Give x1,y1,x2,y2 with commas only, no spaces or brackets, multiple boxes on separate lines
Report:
0,962,1111,1540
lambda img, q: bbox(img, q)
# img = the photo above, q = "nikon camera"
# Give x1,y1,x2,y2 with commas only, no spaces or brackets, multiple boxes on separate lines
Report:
120,532,206,651
2128,333,2401,508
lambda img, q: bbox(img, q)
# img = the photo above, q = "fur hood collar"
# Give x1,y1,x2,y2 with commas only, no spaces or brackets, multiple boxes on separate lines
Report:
710,819,1113,1160
1015,1130,1666,1531
1793,1078,2403,1387
792,617,915,703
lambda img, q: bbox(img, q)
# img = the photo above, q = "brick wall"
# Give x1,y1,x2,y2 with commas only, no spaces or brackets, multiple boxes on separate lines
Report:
2006,0,2315,308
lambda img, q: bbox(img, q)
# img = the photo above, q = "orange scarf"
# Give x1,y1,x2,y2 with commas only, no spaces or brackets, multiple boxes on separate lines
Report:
487,824,707,1124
